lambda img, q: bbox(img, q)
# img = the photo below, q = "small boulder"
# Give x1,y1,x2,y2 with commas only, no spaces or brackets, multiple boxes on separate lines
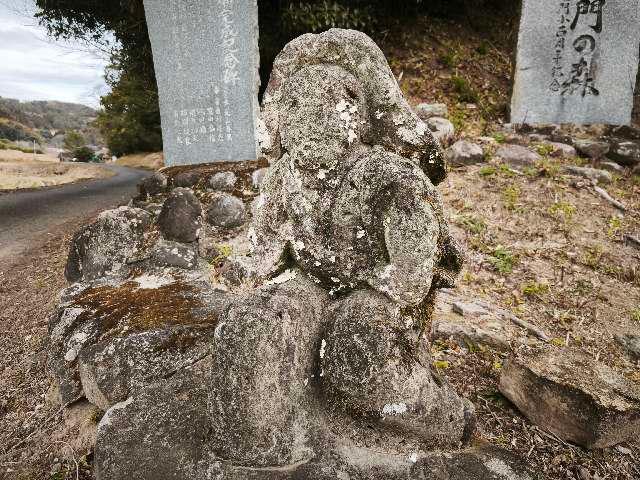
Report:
516,123,560,136
445,140,484,166
157,188,202,243
205,193,246,229
608,140,640,167
499,348,640,449
574,139,610,159
495,145,541,168
415,102,449,120
547,142,576,158
615,333,640,359
564,165,613,184
599,161,625,173
582,124,609,137
65,207,151,283
528,134,548,143
610,125,640,140
209,171,237,191
138,172,167,196
432,291,512,352
149,240,198,269
49,275,229,405
133,201,163,217
503,134,526,145
549,133,575,145
427,117,455,145
172,170,201,188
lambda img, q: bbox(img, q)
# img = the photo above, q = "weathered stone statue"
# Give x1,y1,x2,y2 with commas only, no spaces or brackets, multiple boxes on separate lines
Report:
48,29,534,480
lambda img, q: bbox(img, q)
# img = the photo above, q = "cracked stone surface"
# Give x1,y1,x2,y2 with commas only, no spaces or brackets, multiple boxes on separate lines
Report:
499,347,640,449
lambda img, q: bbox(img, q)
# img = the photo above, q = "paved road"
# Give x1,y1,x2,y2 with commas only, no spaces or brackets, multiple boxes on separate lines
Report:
0,165,150,264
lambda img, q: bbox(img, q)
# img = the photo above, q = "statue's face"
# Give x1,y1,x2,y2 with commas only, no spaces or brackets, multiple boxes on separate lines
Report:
280,65,366,173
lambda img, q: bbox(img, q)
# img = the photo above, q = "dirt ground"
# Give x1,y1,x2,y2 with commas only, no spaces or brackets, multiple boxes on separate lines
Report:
436,154,640,479
380,15,514,137
0,151,114,191
0,150,60,164
115,152,164,171
0,217,96,480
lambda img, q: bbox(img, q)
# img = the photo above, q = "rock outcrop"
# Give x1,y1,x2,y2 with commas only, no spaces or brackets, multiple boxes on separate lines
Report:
499,348,640,449
65,207,151,283
445,140,484,166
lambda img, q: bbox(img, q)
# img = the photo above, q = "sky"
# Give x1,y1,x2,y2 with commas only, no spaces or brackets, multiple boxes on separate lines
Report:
0,0,108,107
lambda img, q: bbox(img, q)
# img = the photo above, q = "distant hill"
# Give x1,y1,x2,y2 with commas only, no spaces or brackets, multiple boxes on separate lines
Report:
0,97,102,147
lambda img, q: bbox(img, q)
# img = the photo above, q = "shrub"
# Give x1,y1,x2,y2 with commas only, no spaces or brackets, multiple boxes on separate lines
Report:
502,184,520,210
282,1,376,33
521,281,549,297
451,75,479,103
549,201,576,221
72,146,95,162
455,214,487,234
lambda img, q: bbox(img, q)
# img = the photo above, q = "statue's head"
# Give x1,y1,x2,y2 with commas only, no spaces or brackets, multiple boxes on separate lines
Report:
279,64,367,172
261,29,447,185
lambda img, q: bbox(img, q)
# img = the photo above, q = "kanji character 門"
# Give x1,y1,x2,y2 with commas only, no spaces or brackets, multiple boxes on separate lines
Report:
571,0,606,33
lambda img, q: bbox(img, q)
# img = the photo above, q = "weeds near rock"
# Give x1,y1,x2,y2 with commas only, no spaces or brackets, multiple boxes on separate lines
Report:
489,245,517,274
455,214,487,235
606,216,623,239
521,281,550,298
502,184,520,210
549,201,576,222
451,75,479,104
479,165,497,177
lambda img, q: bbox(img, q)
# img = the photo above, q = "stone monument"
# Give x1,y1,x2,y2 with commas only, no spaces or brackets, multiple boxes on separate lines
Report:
143,0,260,166
511,0,640,125
48,29,538,480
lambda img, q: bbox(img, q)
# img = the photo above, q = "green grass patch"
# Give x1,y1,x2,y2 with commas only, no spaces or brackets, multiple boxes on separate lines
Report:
521,281,550,297
455,214,487,235
489,245,517,274
549,201,576,221
502,184,520,210
479,165,497,177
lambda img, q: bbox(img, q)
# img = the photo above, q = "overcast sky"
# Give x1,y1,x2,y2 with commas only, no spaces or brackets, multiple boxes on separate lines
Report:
0,0,108,107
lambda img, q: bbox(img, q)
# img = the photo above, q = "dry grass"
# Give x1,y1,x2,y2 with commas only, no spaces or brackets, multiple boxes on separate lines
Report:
115,152,164,171
0,153,113,191
0,149,60,163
